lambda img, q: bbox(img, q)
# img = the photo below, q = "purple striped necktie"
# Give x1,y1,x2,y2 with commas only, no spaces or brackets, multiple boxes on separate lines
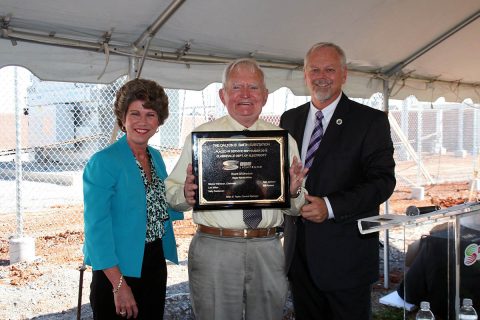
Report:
304,110,324,169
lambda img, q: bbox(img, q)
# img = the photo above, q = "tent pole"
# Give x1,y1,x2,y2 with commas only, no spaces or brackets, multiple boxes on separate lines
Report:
134,0,186,78
108,57,138,144
133,0,186,49
136,36,152,79
383,78,391,289
108,119,120,145
128,55,138,80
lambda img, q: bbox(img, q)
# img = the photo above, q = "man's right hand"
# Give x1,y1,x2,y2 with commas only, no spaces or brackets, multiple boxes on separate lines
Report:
300,195,328,223
184,163,198,206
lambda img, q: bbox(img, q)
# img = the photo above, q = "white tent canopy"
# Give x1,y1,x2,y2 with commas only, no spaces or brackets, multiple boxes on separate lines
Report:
1,0,479,102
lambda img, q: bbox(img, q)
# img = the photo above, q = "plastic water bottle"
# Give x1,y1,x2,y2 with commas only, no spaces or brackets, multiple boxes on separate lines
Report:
416,301,435,320
459,298,478,320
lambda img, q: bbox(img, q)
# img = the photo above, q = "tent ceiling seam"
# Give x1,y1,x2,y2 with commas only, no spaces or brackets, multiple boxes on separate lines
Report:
384,10,480,77
1,16,480,92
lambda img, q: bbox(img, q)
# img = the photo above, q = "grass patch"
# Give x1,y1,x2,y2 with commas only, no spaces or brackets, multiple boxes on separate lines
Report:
373,306,415,320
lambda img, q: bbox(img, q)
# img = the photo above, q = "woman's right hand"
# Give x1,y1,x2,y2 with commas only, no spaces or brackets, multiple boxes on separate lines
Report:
114,282,138,319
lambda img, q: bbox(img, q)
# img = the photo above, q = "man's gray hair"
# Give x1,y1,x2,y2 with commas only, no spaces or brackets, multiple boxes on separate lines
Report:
222,58,266,88
304,42,347,68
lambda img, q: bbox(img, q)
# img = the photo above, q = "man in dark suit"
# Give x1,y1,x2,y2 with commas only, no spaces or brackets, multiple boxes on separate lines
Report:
280,42,396,319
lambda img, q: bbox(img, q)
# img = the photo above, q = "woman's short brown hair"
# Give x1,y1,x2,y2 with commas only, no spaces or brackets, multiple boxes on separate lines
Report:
114,78,169,132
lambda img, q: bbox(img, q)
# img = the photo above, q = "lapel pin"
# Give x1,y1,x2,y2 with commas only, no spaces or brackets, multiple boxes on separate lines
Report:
336,119,343,125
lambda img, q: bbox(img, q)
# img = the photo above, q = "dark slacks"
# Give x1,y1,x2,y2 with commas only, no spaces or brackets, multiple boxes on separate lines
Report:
288,221,372,320
90,238,167,320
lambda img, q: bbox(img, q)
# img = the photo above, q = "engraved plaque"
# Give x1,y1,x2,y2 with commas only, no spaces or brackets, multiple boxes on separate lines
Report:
192,130,290,210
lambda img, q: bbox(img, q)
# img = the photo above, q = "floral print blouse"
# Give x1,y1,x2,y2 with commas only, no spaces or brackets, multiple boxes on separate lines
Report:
136,149,169,243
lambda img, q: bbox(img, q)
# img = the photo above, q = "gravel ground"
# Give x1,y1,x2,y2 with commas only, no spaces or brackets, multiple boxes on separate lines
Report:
0,237,192,320
0,236,296,320
0,182,474,319
0,229,421,320
0,228,454,320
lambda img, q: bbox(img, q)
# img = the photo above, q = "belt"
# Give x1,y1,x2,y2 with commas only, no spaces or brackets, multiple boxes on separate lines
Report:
197,224,277,238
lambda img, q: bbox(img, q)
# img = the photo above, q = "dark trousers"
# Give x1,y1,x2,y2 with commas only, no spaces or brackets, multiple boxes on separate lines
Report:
90,238,167,320
288,222,372,320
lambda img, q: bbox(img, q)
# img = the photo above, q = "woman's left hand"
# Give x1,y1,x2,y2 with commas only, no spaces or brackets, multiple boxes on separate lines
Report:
114,282,138,319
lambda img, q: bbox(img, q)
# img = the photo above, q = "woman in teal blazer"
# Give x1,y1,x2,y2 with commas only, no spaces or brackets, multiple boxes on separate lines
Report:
83,79,183,319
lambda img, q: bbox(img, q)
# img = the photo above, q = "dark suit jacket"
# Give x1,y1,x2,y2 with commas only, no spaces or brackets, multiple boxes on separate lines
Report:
280,93,396,290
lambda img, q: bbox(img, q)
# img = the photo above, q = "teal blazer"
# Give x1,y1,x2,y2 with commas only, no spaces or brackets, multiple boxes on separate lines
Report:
83,135,183,277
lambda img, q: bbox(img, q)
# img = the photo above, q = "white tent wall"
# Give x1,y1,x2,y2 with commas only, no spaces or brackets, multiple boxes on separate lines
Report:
1,0,479,101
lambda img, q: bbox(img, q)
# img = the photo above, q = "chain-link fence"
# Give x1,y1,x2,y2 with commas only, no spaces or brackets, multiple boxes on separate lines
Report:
357,94,480,187
1,66,479,238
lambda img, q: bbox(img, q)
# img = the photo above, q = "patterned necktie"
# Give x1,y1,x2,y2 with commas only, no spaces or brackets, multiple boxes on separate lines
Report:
304,110,324,169
243,208,262,229
241,127,262,229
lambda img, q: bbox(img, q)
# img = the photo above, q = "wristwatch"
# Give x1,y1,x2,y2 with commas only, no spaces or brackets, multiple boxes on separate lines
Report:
291,187,302,198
